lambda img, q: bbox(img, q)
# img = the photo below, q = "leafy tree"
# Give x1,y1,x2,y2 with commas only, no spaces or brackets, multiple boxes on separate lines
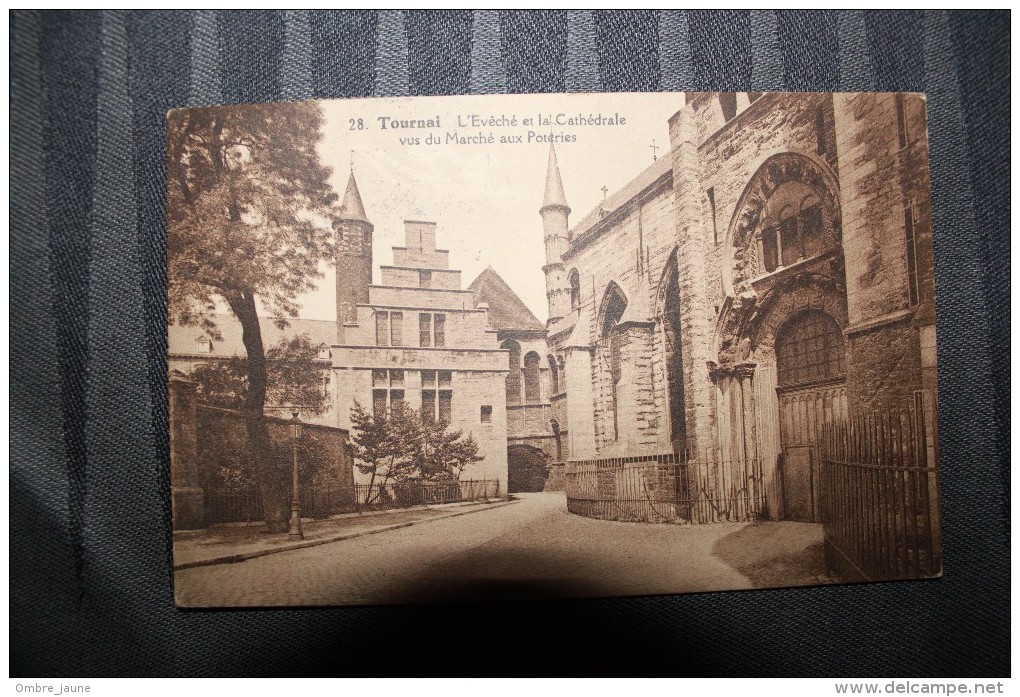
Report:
168,102,337,532
349,403,485,504
191,334,331,416
446,433,485,478
349,402,401,504
410,417,483,482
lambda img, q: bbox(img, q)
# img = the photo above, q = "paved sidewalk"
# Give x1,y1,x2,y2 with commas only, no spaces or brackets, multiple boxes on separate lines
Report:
173,498,518,570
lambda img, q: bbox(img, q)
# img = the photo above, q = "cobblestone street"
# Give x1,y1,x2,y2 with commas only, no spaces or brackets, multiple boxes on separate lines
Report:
175,493,826,607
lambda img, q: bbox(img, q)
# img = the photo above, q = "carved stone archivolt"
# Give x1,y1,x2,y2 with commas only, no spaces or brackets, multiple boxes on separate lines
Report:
714,152,845,371
728,152,842,288
716,271,848,369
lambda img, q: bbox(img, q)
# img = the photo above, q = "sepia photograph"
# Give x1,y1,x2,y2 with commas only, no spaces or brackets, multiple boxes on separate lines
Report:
168,90,941,607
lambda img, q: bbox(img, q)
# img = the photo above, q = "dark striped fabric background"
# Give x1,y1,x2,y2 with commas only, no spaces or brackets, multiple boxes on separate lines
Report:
10,10,1009,676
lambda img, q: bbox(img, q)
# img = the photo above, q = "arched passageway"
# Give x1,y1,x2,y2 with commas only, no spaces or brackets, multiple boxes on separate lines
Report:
507,444,550,493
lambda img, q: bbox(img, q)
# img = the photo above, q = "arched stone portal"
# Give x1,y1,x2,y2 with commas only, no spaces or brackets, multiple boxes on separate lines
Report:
507,443,550,493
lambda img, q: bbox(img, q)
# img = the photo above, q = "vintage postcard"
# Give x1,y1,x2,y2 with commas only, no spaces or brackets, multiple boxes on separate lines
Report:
169,91,941,607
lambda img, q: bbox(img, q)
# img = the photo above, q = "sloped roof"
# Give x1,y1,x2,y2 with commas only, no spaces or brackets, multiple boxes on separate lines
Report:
169,314,336,357
541,143,570,212
467,266,545,333
338,172,371,224
570,155,672,241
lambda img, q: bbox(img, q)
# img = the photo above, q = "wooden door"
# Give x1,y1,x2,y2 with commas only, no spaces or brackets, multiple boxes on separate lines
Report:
778,384,846,522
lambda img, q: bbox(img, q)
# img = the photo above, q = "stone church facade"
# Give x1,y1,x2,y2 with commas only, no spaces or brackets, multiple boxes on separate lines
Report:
532,91,935,519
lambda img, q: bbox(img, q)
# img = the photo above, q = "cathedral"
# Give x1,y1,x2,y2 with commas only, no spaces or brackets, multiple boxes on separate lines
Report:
506,91,936,521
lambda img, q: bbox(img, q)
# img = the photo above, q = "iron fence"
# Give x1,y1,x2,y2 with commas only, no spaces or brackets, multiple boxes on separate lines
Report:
565,453,765,524
204,486,264,526
355,479,501,508
820,403,941,581
205,479,501,525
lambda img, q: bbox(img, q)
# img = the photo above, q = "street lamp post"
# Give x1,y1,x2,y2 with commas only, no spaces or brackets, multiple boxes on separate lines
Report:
288,411,304,540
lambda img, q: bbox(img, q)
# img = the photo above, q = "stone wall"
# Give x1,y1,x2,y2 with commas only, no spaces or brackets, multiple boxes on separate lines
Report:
833,92,934,412
548,92,934,508
553,173,677,458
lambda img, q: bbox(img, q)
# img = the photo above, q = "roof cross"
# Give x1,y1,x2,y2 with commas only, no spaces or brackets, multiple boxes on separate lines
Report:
650,139,659,161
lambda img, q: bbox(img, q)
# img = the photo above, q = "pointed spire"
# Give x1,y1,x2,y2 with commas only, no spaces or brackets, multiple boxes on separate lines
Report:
541,144,570,213
338,171,371,225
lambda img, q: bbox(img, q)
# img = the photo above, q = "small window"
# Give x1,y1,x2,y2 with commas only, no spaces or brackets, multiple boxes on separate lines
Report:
523,352,541,403
390,311,403,346
438,391,453,424
815,106,827,155
372,389,387,419
317,345,331,360
707,187,718,245
438,370,452,388
480,405,492,423
422,389,436,421
569,270,581,311
778,209,800,268
194,338,212,354
372,369,388,387
420,270,432,288
800,200,824,258
390,389,405,410
762,227,779,273
434,314,445,348
419,313,432,347
363,229,371,246
418,313,444,348
905,207,919,306
502,339,522,405
375,311,389,346
548,355,560,394
895,94,908,149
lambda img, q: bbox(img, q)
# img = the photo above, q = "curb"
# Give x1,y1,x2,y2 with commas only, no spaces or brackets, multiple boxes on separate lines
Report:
174,499,520,572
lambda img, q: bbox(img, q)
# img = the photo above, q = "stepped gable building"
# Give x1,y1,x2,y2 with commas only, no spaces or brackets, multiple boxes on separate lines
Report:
170,172,512,494
330,174,510,493
542,91,935,521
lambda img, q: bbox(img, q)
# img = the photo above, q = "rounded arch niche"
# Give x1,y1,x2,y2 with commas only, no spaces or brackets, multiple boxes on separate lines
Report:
724,152,842,294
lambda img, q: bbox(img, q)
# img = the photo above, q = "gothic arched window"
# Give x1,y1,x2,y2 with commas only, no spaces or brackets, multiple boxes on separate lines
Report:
569,269,581,311
502,339,522,405
776,310,846,388
599,286,628,442
523,352,542,403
